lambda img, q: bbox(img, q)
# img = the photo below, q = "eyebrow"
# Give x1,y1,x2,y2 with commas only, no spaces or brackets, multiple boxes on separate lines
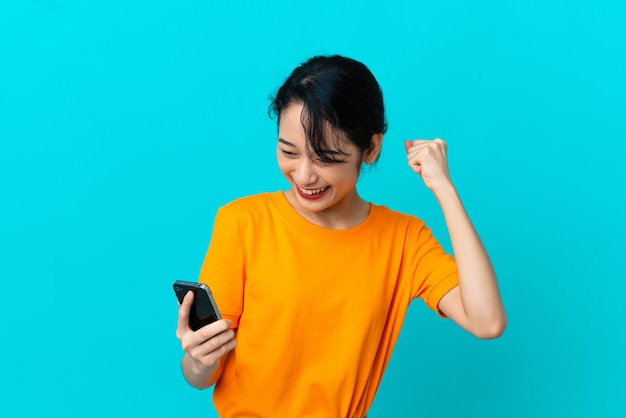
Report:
278,138,295,147
278,137,346,156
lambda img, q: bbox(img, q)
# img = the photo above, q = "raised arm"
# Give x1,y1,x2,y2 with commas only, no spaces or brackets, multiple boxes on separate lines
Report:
405,139,507,339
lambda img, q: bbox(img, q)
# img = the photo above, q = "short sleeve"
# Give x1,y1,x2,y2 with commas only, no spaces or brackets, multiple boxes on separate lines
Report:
407,221,459,317
198,205,245,328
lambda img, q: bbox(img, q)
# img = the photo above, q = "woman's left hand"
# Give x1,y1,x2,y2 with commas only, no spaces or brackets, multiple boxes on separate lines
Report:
404,138,452,193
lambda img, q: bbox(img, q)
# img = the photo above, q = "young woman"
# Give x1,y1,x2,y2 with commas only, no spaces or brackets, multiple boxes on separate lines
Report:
175,55,507,417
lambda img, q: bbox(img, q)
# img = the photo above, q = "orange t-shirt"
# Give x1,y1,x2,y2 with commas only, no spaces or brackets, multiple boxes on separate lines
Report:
199,191,458,417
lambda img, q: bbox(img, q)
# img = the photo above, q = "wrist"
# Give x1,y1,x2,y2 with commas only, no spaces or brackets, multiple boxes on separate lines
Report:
432,180,458,203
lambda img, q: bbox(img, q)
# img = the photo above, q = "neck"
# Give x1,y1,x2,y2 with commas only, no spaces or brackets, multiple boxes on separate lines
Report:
284,189,370,230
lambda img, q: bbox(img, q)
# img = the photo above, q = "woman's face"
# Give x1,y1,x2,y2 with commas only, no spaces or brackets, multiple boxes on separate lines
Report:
276,103,366,222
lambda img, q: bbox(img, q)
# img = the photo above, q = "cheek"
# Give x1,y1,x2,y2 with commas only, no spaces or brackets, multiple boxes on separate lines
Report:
325,166,359,186
276,156,292,176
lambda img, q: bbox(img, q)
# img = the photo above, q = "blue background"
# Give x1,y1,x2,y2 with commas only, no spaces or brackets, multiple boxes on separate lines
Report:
1,1,624,417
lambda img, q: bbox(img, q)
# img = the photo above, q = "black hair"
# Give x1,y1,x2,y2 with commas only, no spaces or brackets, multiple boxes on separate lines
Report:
269,55,387,164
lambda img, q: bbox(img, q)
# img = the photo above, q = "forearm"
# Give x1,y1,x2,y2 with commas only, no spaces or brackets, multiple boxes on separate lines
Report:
181,352,223,390
435,183,507,335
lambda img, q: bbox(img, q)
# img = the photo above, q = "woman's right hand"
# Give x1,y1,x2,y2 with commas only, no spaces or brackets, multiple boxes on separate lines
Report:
176,291,237,379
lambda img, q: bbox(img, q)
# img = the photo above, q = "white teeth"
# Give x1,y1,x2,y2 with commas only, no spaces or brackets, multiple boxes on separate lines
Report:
299,185,329,196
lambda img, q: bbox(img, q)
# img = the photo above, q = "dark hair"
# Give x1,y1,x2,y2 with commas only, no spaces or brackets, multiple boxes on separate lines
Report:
269,55,387,164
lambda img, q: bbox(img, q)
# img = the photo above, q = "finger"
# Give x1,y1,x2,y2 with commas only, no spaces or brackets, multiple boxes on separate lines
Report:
407,148,427,174
404,140,412,153
187,319,233,347
192,328,236,358
408,139,447,160
407,146,429,164
405,141,432,158
182,319,233,352
176,290,194,335
191,337,237,370
195,319,233,343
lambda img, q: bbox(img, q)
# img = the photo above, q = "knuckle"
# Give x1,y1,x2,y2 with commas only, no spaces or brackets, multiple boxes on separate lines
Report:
219,343,232,357
192,350,206,364
205,337,220,352
200,356,214,368
181,335,194,352
198,327,211,341
205,325,221,341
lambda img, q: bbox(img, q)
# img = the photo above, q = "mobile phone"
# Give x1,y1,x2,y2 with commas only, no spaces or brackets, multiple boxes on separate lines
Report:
173,280,222,331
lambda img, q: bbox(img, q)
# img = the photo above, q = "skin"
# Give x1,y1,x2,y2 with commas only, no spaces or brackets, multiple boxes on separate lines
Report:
404,139,507,338
177,102,506,390
176,291,236,389
276,103,381,229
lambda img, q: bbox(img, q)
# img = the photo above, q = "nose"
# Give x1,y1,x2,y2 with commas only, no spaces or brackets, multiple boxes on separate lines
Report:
294,157,318,185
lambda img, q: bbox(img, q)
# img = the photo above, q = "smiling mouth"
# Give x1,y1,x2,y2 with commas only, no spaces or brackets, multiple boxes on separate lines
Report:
296,184,330,196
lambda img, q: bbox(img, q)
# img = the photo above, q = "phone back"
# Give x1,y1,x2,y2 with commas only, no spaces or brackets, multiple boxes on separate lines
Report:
173,281,221,331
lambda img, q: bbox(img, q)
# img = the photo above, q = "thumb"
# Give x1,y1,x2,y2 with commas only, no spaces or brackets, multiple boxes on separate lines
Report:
177,290,195,335
404,140,412,153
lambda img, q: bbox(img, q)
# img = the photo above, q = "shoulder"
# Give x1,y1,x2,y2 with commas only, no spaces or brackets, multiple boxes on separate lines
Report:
216,191,280,224
371,203,427,231
220,192,275,211
368,204,440,248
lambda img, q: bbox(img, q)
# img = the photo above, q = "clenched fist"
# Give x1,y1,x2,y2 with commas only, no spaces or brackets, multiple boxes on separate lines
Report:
404,139,453,193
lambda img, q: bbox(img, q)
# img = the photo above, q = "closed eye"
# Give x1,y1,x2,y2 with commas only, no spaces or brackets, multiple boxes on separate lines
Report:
313,158,346,166
280,149,297,157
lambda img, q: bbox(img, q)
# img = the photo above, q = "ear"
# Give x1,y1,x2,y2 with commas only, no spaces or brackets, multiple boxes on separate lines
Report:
363,133,383,164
